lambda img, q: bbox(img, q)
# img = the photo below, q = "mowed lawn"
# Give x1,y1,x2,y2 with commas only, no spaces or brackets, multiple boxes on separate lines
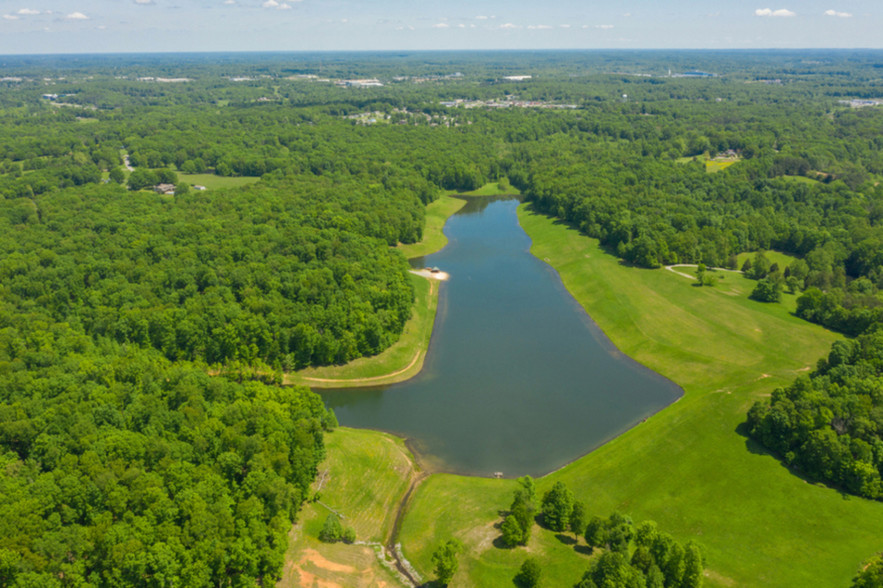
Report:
398,205,883,587
278,428,416,587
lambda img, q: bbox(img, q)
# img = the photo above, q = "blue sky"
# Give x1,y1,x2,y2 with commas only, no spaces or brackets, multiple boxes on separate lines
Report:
0,0,879,54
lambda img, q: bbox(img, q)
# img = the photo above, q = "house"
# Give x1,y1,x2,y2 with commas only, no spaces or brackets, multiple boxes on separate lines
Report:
193,185,207,191
154,183,176,195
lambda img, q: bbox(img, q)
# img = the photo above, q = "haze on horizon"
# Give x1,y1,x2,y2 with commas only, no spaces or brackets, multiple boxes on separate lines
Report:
0,0,880,55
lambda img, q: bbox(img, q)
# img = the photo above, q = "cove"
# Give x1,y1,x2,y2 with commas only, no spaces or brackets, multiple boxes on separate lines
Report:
321,197,682,477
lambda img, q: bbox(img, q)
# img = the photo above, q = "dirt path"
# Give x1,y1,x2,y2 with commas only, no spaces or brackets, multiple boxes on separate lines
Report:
385,471,429,587
299,350,423,384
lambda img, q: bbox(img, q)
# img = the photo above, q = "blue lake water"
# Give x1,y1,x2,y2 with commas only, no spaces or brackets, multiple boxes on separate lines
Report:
321,197,682,477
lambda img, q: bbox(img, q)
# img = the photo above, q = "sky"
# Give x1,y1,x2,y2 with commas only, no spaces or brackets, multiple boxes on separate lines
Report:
0,0,880,55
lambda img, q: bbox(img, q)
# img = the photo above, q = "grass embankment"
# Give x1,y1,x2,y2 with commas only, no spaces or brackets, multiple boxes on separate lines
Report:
286,195,465,388
398,205,883,587
278,428,417,587
397,195,467,259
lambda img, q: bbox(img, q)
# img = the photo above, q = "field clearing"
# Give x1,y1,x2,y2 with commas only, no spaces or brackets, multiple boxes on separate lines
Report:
286,274,438,388
736,250,800,271
397,205,883,587
454,181,522,197
675,153,740,173
705,158,738,173
278,428,415,587
178,172,261,189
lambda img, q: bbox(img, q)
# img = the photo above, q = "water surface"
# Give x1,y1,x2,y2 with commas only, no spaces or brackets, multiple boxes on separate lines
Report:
322,197,681,477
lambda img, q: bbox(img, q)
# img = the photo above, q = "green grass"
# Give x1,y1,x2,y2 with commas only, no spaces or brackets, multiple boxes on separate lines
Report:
705,159,738,173
278,427,414,587
397,205,883,587
443,181,522,198
675,153,740,173
779,174,819,185
178,173,261,190
736,250,799,271
397,195,466,259
286,273,439,389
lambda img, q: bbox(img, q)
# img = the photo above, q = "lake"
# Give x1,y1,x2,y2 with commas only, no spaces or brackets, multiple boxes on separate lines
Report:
321,196,682,477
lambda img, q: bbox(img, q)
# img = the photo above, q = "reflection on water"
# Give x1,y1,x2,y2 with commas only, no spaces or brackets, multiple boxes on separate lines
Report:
322,197,682,478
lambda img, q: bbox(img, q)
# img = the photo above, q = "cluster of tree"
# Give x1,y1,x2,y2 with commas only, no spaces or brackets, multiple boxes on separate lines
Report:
577,514,705,588
0,324,334,586
852,553,883,588
498,479,704,587
431,538,463,586
501,476,540,547
318,514,355,544
0,176,420,370
747,328,883,500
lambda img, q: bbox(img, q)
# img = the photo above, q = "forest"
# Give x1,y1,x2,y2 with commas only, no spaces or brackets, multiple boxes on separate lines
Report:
1,50,883,585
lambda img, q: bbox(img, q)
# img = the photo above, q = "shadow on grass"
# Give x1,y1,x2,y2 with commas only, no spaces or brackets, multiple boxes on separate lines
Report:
493,535,517,550
555,533,578,545
574,544,594,556
735,420,854,501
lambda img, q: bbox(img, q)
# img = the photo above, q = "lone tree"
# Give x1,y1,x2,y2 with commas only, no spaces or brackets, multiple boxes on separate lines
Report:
318,514,343,543
514,557,542,588
432,539,464,586
570,500,587,537
750,277,782,302
541,481,574,532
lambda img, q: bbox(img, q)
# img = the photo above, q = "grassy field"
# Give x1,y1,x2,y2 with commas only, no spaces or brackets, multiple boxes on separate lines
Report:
736,250,799,271
397,205,883,587
178,172,261,190
705,158,738,173
397,195,466,259
675,153,740,173
285,274,439,389
278,428,416,587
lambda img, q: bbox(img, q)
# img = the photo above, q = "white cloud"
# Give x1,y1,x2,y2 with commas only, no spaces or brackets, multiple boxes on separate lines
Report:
66,12,89,20
755,8,796,17
223,0,235,3
134,0,154,4
499,22,519,29
432,22,449,28
262,0,294,8
527,24,553,30
559,24,570,29
596,24,614,29
17,8,40,15
824,9,852,17
475,15,488,20
457,23,465,28
3,14,19,20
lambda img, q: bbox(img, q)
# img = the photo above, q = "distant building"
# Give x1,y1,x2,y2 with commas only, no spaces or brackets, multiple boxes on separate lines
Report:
41,93,58,100
193,185,207,191
503,75,532,81
154,183,176,195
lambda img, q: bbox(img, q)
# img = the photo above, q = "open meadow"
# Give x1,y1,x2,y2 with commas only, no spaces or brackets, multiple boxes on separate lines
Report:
394,205,883,587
